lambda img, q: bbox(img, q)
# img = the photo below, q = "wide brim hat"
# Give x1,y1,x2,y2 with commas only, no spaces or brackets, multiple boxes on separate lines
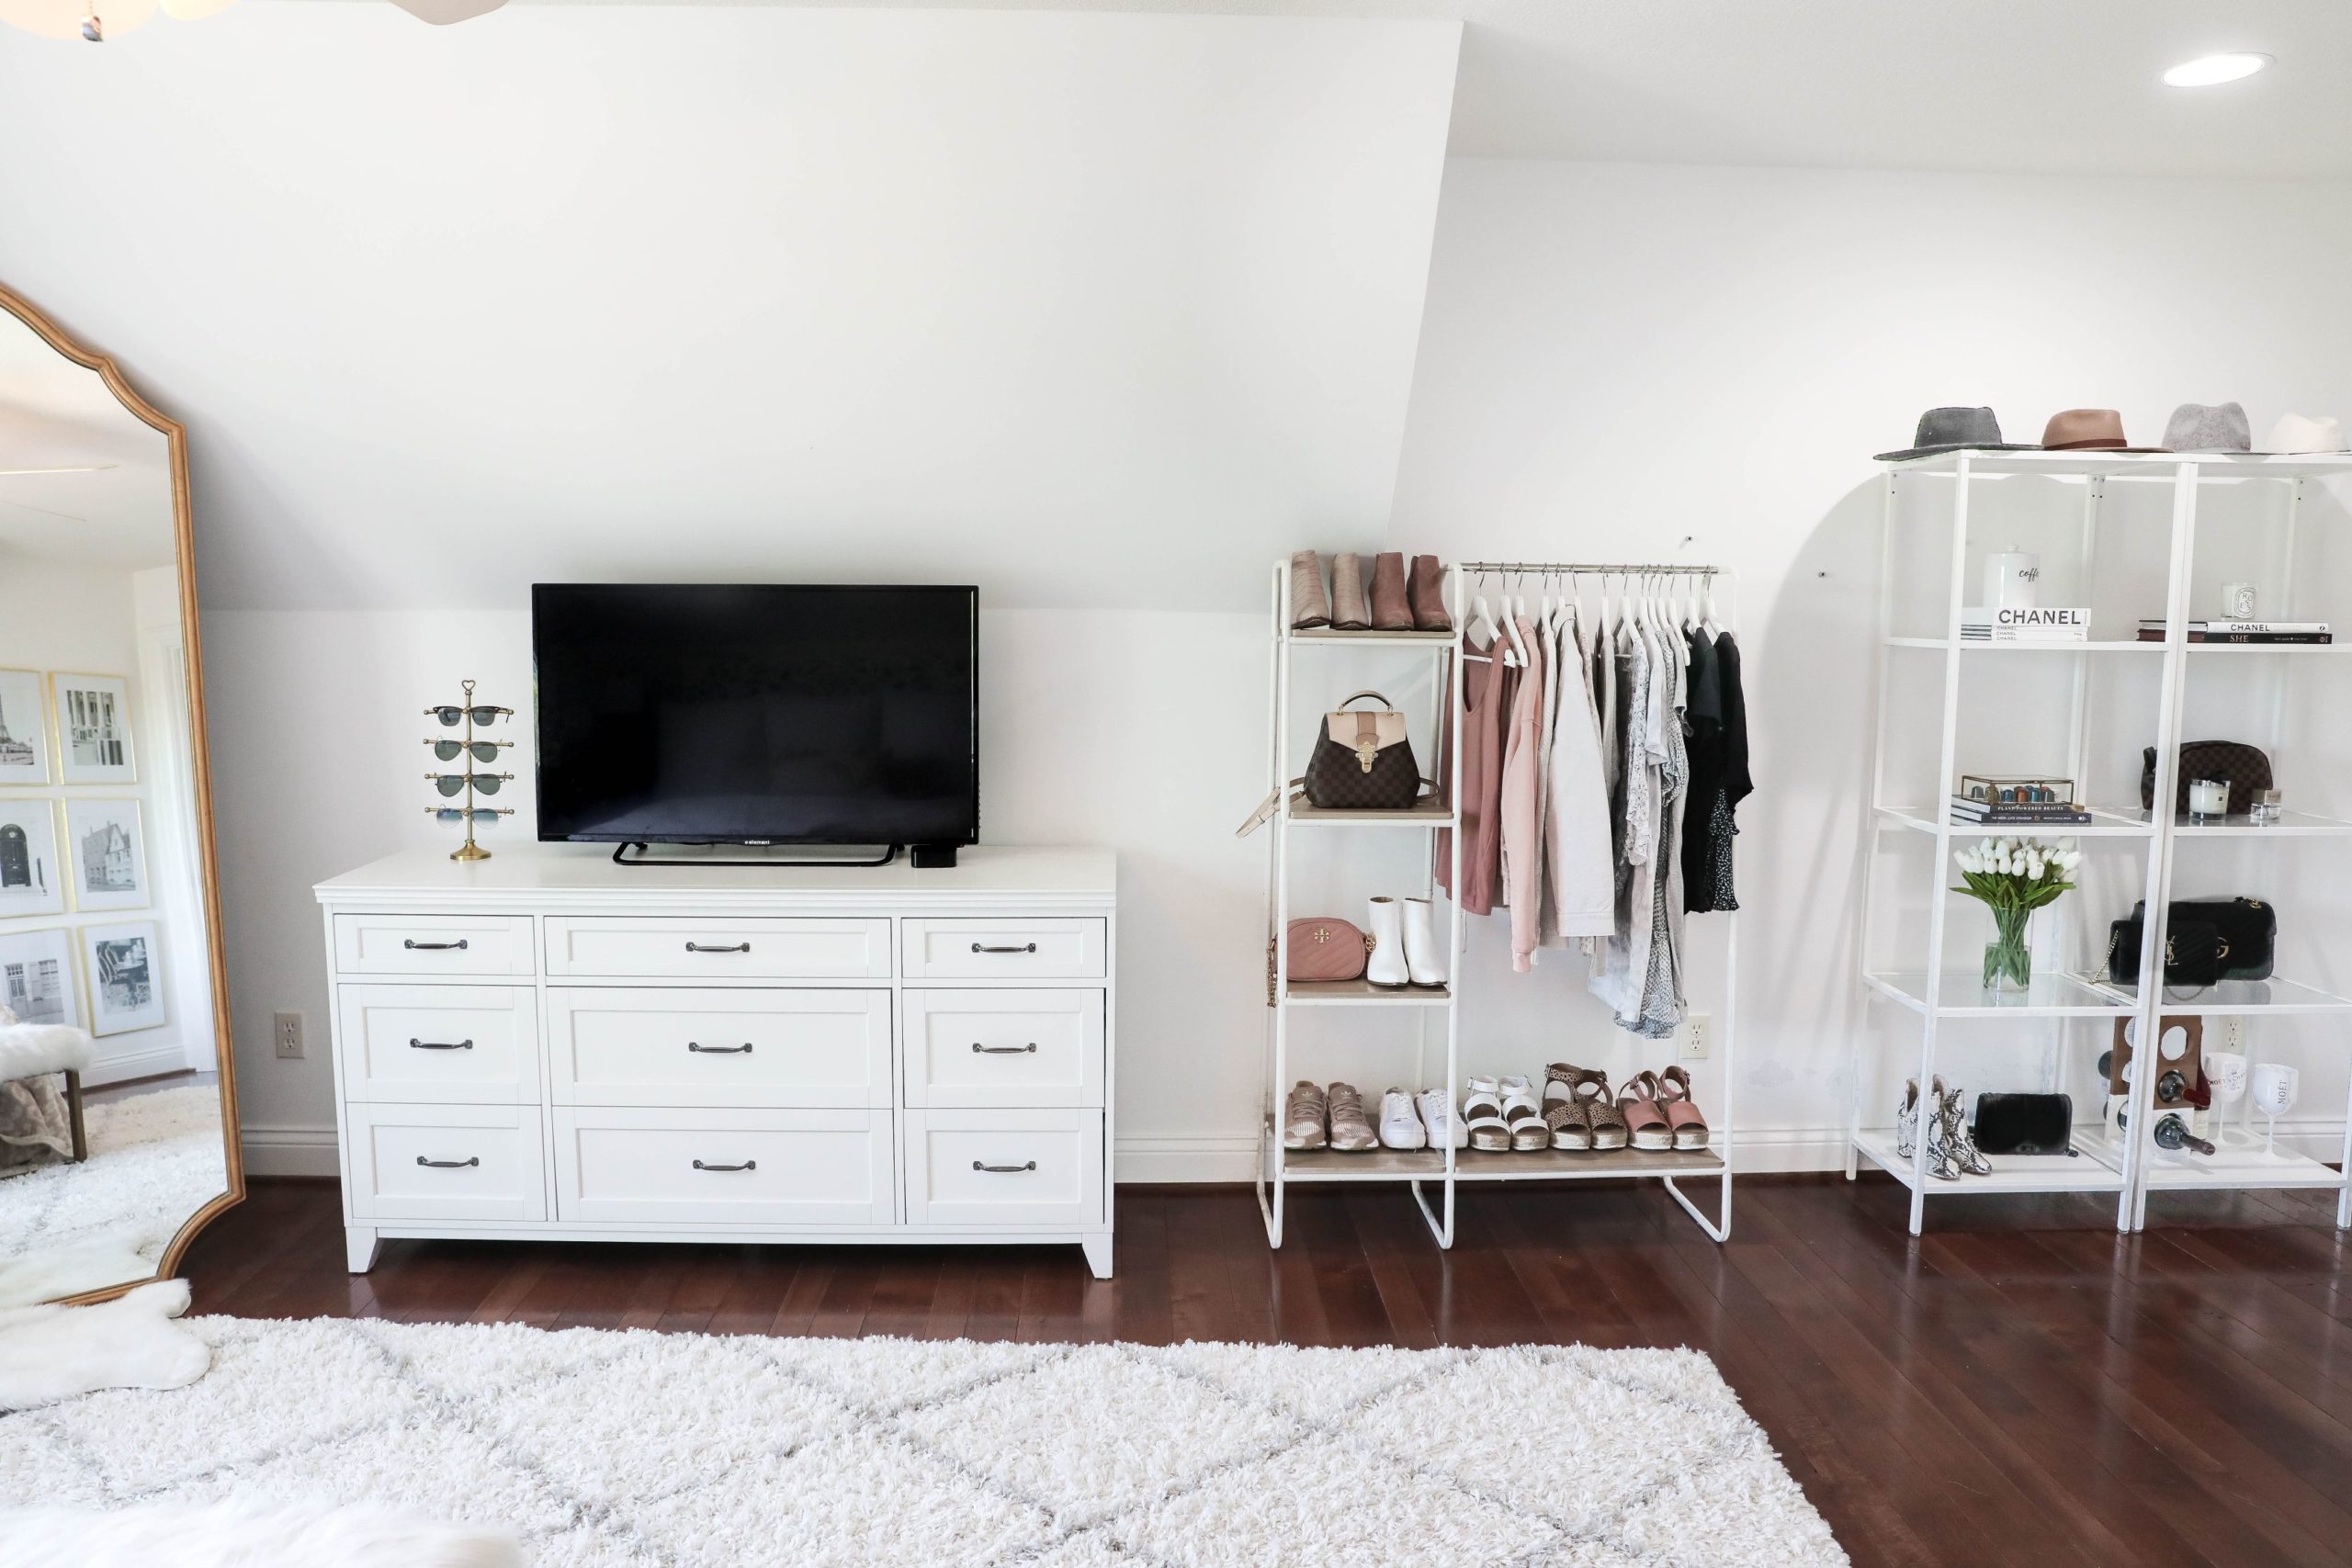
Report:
2160,401,2252,453
2264,413,2350,455
1876,405,2037,462
2040,408,2164,453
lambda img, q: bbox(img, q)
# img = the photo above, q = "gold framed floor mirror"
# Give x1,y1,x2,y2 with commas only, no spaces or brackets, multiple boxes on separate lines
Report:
0,280,241,1308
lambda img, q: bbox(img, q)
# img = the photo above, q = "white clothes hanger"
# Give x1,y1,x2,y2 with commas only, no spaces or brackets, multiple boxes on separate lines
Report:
1500,574,1529,665
1702,571,1724,637
1466,580,1498,650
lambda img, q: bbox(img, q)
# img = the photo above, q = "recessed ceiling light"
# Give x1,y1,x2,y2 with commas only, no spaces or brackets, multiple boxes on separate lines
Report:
2163,52,2273,87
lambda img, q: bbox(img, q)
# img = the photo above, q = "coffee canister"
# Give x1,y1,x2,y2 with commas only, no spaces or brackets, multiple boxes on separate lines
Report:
1984,548,2040,610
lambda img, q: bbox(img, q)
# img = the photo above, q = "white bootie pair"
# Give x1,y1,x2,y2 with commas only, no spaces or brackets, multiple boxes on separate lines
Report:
1364,897,1447,989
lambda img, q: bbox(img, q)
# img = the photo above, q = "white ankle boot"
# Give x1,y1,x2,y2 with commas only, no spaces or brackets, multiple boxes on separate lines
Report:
1402,897,1446,988
1364,897,1409,988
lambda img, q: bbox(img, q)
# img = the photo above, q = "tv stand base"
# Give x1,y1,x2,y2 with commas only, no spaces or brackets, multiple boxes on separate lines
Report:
609,841,900,868
910,844,959,869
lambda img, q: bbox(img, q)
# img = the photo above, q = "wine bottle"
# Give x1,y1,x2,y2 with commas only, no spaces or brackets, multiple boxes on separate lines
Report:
2154,1069,2188,1105
2154,1113,2214,1156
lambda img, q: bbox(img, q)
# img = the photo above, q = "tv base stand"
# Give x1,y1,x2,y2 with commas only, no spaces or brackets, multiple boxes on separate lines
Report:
608,840,900,869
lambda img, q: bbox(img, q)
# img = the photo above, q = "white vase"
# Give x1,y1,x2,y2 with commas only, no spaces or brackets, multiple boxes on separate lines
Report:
1363,897,1409,988
1401,897,1447,989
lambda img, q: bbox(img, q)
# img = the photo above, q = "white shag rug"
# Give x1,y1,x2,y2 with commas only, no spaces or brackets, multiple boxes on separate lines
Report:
0,1086,229,1308
0,1315,1846,1567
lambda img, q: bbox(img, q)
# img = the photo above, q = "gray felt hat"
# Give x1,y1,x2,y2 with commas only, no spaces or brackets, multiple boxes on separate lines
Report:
2161,401,2252,453
1875,406,2038,462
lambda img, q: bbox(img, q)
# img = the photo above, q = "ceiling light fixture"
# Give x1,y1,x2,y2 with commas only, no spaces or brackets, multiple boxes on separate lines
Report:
2162,52,2274,87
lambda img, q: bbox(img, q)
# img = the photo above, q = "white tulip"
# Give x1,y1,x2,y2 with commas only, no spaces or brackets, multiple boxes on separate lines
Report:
2059,850,2083,872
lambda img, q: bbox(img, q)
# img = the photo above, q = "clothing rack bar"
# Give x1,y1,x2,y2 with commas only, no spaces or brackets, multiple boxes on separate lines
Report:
1460,560,1722,575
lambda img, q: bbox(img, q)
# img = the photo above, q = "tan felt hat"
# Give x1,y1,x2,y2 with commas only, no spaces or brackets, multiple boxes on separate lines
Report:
2040,409,2162,452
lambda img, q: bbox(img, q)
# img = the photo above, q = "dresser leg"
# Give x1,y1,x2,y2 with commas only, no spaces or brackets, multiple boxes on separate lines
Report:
345,1226,380,1274
1080,1234,1113,1280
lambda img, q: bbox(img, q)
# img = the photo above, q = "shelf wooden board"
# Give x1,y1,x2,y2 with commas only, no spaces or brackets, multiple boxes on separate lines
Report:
1285,627,1459,646
1277,1143,1444,1180
1286,797,1455,825
1283,978,1450,1006
1853,1127,2125,1195
1453,1145,1724,1182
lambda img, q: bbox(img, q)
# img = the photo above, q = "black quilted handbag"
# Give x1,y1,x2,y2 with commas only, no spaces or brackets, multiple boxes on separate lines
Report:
2107,897,2277,987
1302,691,1426,812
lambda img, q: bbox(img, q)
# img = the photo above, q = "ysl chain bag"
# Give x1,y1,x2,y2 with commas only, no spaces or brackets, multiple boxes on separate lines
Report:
2105,897,2276,987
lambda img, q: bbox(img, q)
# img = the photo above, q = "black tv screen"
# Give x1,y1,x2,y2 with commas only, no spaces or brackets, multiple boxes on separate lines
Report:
533,584,978,849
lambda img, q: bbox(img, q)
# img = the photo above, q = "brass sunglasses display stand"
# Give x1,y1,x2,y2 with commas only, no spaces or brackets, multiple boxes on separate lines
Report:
424,677,514,861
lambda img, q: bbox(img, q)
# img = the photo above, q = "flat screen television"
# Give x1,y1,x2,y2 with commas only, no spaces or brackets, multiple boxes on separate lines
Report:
533,584,978,862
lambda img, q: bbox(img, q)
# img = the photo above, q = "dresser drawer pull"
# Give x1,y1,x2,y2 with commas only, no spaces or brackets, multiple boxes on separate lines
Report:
971,1042,1038,1055
693,1158,759,1173
415,1156,480,1169
686,1041,755,1055
402,939,469,952
970,942,1037,954
409,1037,475,1052
684,942,752,954
971,1159,1039,1174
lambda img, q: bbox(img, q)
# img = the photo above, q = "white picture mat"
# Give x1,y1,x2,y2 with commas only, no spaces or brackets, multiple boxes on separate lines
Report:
0,668,49,784
0,797,65,919
80,919,165,1037
0,925,80,1030
51,672,136,785
64,797,149,913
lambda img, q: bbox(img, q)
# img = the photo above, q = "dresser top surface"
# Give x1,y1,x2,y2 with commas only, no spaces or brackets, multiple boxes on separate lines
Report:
316,844,1115,903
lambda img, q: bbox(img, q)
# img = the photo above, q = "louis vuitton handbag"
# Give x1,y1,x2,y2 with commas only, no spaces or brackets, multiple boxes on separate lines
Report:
1235,691,1431,835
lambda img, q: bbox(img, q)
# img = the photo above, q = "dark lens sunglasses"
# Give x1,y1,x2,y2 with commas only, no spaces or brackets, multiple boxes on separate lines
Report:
428,772,513,796
426,705,513,728
427,739,512,763
428,807,510,826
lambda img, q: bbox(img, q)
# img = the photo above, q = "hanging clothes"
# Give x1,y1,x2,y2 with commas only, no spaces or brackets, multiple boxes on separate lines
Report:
1436,629,1509,917
1499,614,1548,972
1705,632,1752,912
1539,602,1615,944
1679,627,1725,914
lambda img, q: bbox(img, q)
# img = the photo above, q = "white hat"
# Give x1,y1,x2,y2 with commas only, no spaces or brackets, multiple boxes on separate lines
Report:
2264,412,2348,454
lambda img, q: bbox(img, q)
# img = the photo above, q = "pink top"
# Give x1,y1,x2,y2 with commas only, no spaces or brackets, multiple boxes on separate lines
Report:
1438,630,1508,916
1499,617,1548,971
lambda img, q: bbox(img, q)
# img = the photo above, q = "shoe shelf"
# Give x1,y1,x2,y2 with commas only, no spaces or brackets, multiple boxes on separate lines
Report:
1862,971,2133,1019
1286,798,1457,826
1286,627,1461,646
1283,978,1453,1006
1852,1127,2125,1196
1454,1145,1724,1181
1853,452,2352,1236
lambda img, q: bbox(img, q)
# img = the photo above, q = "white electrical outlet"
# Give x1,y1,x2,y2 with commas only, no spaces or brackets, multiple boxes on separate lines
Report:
274,1010,305,1060
1680,1012,1711,1060
2222,1017,2246,1053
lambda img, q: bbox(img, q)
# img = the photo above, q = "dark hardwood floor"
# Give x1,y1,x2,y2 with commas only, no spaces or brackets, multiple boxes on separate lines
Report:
182,1174,2352,1568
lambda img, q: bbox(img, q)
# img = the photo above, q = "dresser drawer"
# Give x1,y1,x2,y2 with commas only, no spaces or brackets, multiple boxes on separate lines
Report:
544,918,891,980
551,1108,895,1225
548,987,890,1109
335,985,539,1104
333,915,536,977
904,1109,1102,1228
345,1103,547,1222
904,989,1103,1109
900,919,1105,981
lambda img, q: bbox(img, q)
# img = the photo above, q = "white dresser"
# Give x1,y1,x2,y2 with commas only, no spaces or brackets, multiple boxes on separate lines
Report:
314,846,1115,1278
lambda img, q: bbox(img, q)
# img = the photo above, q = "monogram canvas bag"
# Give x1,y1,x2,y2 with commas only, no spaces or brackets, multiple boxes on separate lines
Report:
1234,691,1431,835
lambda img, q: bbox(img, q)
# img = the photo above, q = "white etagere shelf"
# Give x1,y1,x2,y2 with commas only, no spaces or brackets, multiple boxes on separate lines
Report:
1254,558,1736,1251
1851,448,2352,1235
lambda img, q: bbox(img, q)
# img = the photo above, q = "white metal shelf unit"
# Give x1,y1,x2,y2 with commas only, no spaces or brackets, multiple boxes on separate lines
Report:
1254,558,1739,1252
1849,450,2352,1235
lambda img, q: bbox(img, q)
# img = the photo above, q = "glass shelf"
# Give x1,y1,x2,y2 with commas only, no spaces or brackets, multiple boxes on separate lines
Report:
1863,970,2133,1018
1877,804,2153,839
2086,974,2352,1015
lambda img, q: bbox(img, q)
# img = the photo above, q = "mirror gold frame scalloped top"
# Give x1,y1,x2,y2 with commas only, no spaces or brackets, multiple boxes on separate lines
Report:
0,280,242,1306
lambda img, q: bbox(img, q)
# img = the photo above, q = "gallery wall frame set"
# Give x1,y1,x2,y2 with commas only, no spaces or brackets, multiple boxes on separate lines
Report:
0,667,50,784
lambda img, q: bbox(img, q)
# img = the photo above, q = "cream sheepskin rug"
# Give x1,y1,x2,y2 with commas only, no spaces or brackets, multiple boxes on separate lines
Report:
0,1280,208,1410
0,1086,229,1308
0,1315,1845,1566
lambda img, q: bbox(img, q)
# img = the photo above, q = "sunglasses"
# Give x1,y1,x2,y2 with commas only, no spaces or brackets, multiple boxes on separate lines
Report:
425,705,514,728
427,807,511,827
427,773,513,796
426,739,513,763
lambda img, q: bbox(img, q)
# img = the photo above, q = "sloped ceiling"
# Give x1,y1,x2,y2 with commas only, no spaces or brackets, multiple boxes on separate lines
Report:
0,6,1460,610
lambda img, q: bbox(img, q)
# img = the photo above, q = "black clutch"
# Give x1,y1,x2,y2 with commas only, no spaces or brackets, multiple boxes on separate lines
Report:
1973,1092,2074,1156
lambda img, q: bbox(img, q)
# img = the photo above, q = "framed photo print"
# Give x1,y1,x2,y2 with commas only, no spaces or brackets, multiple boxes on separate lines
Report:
0,668,49,784
0,926,80,1030
51,672,135,785
81,919,166,1036
66,798,149,913
0,797,64,919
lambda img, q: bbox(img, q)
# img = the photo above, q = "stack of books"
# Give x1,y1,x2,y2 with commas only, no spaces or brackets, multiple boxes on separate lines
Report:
1961,606,2088,643
2137,619,2332,645
1949,795,2094,827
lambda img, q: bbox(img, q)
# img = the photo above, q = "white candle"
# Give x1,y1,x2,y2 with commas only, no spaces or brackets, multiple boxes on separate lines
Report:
2188,778,2230,818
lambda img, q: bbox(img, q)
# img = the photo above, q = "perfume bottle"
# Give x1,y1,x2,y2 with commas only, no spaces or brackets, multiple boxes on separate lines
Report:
2248,788,2283,826
2153,1112,2214,1156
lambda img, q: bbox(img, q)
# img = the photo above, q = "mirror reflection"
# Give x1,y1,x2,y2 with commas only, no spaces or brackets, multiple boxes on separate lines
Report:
0,291,232,1306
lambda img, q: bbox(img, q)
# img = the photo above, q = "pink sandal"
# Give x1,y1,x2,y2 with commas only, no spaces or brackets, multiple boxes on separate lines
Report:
1655,1065,1711,1150
1618,1071,1672,1152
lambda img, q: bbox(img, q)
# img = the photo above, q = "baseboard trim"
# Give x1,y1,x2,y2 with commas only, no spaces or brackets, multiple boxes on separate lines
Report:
248,1122,2348,1187
85,1043,197,1089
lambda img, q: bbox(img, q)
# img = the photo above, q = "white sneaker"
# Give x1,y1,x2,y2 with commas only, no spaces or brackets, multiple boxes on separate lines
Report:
1417,1087,1467,1149
1378,1087,1428,1149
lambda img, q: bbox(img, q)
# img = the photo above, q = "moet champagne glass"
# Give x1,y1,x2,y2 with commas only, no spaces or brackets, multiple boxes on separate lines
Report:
2250,1063,2300,1156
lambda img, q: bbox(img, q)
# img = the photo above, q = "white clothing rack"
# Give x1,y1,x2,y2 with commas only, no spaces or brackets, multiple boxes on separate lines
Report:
1254,558,1738,1251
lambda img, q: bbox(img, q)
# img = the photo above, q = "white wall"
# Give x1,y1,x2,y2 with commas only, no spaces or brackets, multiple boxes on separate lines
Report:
1390,159,2352,1168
